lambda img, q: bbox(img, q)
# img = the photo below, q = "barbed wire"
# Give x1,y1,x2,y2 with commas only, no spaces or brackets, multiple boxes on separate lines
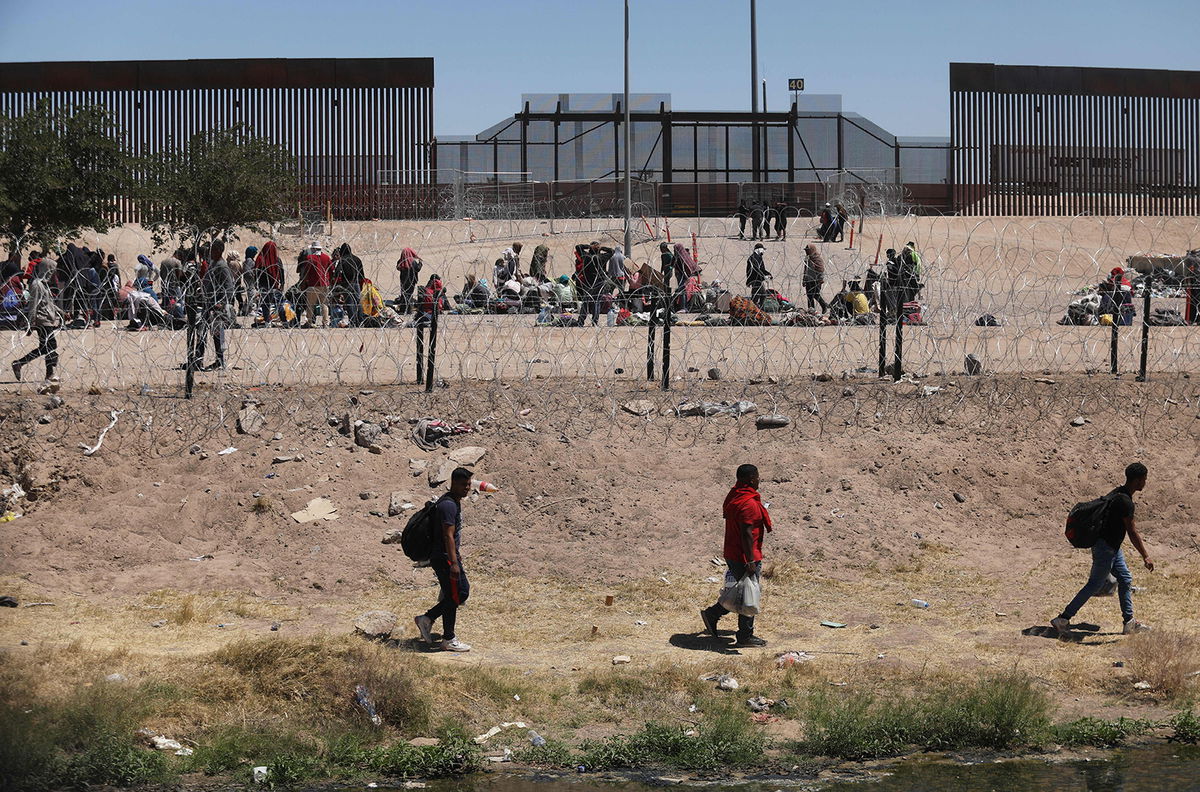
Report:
2,212,1199,457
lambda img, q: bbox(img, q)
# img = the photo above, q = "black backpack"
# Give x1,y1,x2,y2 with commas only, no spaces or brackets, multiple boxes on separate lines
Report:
399,496,447,563
1065,494,1112,548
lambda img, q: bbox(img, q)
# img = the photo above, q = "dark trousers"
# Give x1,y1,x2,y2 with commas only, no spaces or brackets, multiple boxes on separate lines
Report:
804,279,827,312
580,283,604,325
336,281,362,326
705,559,761,640
737,217,747,238
188,313,225,368
425,558,470,641
16,326,59,376
749,280,766,308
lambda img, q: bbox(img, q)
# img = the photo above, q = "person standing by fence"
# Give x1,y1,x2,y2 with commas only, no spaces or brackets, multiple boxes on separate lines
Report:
700,463,772,648
11,259,63,383
745,243,771,308
803,244,829,312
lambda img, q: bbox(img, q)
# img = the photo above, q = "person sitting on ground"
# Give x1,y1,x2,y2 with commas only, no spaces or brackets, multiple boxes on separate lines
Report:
1051,462,1154,637
494,247,519,285
1098,267,1135,326
549,274,577,311
459,274,490,310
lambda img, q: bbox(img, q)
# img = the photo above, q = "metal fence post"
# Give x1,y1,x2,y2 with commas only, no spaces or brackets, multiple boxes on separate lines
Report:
1110,320,1119,375
185,307,196,399
424,290,440,393
661,268,673,390
892,311,904,382
877,284,888,378
415,322,426,385
647,293,657,381
1136,272,1152,382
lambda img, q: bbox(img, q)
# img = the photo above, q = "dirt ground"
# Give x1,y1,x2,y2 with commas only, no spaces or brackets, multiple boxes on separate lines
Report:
2,374,1199,735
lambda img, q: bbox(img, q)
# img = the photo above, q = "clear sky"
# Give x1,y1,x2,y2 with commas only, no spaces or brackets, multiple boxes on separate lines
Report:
2,0,1198,138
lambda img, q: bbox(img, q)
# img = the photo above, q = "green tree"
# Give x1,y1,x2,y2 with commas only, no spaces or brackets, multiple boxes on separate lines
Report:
142,125,298,252
0,99,131,252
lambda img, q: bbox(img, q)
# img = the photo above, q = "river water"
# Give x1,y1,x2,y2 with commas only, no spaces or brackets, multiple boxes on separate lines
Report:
409,744,1200,792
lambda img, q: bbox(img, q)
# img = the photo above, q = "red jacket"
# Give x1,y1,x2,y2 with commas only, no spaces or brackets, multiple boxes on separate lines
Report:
304,253,333,288
723,484,772,563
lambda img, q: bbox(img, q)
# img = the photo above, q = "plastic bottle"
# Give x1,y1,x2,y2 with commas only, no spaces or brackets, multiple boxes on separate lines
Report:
472,479,499,493
537,306,550,324
911,599,930,608
528,730,546,747
606,306,617,327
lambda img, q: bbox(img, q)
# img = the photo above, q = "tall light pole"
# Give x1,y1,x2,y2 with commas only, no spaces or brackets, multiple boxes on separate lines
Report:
750,0,759,183
623,0,632,257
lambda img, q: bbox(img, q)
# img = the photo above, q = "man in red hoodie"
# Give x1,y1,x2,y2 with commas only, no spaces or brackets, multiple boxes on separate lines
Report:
700,463,772,647
302,242,333,328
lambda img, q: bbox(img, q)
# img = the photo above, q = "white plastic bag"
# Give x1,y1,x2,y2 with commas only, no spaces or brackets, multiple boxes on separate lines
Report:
718,570,761,616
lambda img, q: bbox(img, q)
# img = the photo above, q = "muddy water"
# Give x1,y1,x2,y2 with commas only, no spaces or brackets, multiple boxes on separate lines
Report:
405,744,1200,792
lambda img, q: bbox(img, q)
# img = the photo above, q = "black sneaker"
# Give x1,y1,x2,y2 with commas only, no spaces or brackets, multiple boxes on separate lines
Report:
735,635,768,648
700,608,719,637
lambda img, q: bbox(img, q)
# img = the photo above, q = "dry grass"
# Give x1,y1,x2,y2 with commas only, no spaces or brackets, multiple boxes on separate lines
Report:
1127,629,1200,701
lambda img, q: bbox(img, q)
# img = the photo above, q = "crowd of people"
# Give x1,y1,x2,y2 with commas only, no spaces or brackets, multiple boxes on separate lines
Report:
1,215,929,381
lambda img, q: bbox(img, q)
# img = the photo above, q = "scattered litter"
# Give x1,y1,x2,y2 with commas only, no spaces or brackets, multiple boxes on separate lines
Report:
755,415,791,430
634,620,647,626
829,681,848,687
410,417,473,451
105,673,127,683
151,619,167,628
1133,681,1153,690
911,599,930,609
1070,416,1087,427
188,554,214,562
995,612,1008,617
751,713,778,724
355,684,383,726
674,400,756,417
216,446,237,455
746,696,775,712
518,423,536,432
699,673,740,690
820,620,847,629
622,400,656,417
22,601,54,608
80,409,123,456
487,749,514,763
612,655,632,665
473,722,528,744
513,694,520,701
528,730,546,747
150,735,188,753
0,596,20,607
921,385,943,396
688,704,698,713
253,766,269,783
291,497,339,523
0,511,21,522
775,650,815,667
876,653,887,659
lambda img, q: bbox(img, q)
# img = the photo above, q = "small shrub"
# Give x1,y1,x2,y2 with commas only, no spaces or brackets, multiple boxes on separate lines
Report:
62,733,169,788
265,750,325,787
188,726,310,776
1128,630,1200,700
578,704,764,771
252,496,272,513
1053,717,1153,747
1169,710,1200,744
512,739,576,768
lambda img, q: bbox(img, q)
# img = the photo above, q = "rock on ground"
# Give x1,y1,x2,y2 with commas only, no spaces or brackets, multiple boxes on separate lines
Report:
388,492,407,517
355,421,384,449
354,610,399,639
236,406,266,435
448,446,487,466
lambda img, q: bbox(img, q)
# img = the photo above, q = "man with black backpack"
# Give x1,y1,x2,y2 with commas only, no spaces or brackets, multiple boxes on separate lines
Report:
1052,462,1154,637
414,467,474,652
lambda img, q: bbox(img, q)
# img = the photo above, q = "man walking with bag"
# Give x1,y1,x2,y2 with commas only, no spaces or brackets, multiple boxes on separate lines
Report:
414,467,474,652
701,464,772,647
1052,462,1154,636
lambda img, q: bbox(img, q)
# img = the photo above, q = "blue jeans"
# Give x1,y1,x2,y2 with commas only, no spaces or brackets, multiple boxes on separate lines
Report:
1060,541,1134,623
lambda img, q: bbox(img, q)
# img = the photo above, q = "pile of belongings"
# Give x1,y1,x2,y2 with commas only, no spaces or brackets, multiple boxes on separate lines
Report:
410,417,474,451
729,295,772,326
1147,307,1187,326
674,400,757,417
1058,294,1101,326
